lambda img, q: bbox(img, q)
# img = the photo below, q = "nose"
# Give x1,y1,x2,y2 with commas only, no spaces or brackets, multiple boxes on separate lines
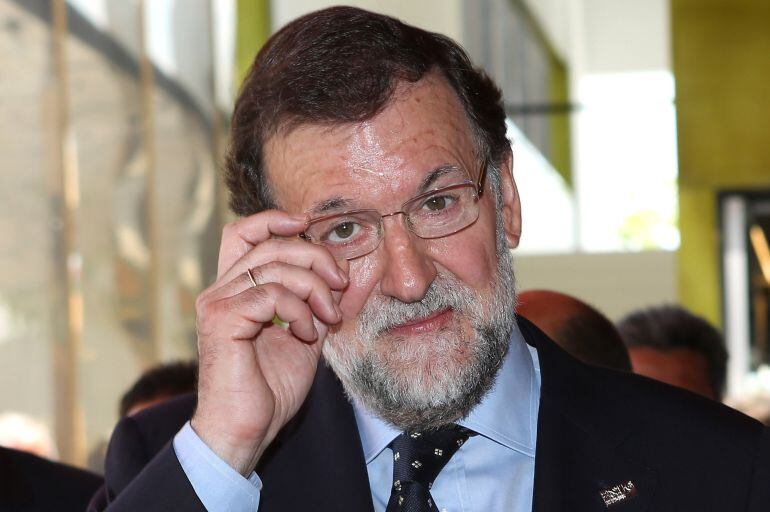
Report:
377,215,437,303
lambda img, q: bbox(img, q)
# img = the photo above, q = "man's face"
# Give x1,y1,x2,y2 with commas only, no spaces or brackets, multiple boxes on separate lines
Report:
264,73,521,429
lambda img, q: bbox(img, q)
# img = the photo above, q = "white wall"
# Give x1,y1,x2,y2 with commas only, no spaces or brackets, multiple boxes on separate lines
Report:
581,0,671,74
523,0,671,77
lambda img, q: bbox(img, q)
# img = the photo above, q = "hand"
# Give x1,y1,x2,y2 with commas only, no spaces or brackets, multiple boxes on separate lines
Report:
190,210,348,475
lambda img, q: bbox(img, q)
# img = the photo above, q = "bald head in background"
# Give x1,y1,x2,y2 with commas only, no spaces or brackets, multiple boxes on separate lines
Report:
517,290,631,371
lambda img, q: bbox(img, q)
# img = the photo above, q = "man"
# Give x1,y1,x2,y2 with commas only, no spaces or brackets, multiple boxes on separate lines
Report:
119,360,198,417
517,289,631,371
98,7,770,511
86,361,199,510
618,304,728,400
0,445,102,512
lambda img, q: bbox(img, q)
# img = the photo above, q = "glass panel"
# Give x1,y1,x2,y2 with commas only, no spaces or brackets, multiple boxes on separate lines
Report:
0,0,224,467
0,0,59,458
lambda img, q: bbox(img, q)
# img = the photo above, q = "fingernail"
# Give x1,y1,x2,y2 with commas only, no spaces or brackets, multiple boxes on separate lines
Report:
336,268,348,284
334,303,343,320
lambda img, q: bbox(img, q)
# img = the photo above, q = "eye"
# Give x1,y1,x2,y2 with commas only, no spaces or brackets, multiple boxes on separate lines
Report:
422,194,456,211
324,221,362,243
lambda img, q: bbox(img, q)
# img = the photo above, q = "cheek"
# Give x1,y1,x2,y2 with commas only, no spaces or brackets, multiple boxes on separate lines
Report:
429,211,499,286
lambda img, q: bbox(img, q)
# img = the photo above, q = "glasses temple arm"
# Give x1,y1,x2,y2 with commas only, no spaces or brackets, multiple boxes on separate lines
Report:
476,158,488,196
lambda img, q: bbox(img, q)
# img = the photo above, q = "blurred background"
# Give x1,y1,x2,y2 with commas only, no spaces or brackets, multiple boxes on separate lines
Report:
0,0,768,470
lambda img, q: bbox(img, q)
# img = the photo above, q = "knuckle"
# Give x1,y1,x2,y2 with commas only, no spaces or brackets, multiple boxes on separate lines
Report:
195,289,212,313
221,221,239,238
249,284,270,303
258,282,283,298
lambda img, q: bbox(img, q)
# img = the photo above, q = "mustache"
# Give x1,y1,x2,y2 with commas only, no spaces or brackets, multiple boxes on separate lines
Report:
356,275,479,338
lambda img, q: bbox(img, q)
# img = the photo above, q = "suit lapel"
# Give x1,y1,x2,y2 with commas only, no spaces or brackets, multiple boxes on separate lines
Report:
257,361,374,512
519,317,658,512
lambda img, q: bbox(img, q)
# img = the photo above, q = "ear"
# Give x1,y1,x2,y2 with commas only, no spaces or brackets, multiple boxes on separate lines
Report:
499,150,522,248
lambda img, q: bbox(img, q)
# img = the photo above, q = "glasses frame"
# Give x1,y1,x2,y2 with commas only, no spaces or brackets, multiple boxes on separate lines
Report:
299,158,489,259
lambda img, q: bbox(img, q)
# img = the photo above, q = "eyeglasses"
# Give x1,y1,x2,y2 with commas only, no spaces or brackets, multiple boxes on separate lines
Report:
299,159,488,260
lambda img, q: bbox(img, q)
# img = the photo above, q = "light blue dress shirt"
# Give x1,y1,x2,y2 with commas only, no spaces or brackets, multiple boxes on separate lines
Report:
174,322,541,512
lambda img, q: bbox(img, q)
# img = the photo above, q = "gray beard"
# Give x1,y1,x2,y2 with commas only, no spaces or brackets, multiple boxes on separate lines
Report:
323,221,517,431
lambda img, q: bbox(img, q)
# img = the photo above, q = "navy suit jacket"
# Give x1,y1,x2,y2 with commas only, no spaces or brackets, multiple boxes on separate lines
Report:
0,446,102,512
97,318,770,511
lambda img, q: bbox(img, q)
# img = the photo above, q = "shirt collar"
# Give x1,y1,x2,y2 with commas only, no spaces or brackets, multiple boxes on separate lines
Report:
352,320,541,463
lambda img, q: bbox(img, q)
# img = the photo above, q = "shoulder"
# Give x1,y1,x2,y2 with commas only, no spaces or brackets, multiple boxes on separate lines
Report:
593,362,763,446
115,392,197,446
104,393,196,496
522,315,766,457
0,446,102,511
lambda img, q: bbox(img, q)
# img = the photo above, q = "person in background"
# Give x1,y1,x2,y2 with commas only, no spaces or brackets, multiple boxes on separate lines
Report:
119,360,198,417
517,289,631,371
0,412,101,511
0,444,102,512
617,304,727,400
88,361,198,476
86,360,199,511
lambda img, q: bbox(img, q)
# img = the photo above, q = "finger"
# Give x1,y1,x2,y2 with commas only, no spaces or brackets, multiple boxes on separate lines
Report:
206,284,318,342
217,210,308,278
217,239,347,293
331,257,350,307
205,262,341,325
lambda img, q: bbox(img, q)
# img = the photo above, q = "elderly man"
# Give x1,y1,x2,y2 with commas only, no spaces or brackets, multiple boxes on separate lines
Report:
99,7,770,512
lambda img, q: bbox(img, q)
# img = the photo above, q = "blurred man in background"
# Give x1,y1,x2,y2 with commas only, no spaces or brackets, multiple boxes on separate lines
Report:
86,360,198,510
119,361,198,417
618,305,727,400
0,445,102,512
0,412,101,511
517,289,631,371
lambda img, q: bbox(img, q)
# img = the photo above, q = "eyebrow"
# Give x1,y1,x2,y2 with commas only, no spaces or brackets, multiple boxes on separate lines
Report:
309,197,353,215
417,164,464,193
307,163,466,216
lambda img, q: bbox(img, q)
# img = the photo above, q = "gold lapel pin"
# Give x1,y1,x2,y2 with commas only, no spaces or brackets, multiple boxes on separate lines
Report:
599,480,638,508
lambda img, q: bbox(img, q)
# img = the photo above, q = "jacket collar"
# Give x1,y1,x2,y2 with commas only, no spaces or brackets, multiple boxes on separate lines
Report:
519,316,658,512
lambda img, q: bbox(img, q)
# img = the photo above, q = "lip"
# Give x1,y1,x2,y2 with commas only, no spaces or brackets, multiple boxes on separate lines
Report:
387,308,453,336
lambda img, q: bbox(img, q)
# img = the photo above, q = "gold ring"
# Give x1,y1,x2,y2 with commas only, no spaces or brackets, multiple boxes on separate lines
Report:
245,268,257,288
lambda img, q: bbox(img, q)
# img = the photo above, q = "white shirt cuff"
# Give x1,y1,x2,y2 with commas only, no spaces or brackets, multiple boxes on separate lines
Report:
173,421,261,512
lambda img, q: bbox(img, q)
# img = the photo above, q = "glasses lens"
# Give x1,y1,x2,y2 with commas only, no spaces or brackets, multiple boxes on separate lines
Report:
304,210,381,259
405,184,480,239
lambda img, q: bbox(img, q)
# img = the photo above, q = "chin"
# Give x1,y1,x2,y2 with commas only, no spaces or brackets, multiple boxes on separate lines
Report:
324,322,509,432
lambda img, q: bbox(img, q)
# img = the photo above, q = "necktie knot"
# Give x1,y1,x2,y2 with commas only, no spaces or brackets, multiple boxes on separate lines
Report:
386,425,474,512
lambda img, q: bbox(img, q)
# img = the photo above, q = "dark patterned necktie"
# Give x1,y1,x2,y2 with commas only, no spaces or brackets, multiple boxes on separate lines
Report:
385,425,474,512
